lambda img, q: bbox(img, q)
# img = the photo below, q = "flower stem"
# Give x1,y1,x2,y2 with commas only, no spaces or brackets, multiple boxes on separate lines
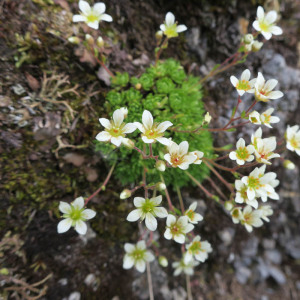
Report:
155,37,168,65
186,171,214,199
146,262,154,300
176,185,185,214
85,162,116,205
94,56,115,78
186,274,193,300
160,174,174,211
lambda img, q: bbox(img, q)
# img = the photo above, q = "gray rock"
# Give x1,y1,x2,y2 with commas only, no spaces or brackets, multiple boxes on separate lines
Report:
279,89,299,112
263,53,286,76
58,278,68,286
218,227,235,246
235,266,252,284
268,266,286,285
84,273,97,288
242,237,259,258
68,292,81,300
285,237,300,259
255,258,270,281
264,250,282,265
262,239,275,250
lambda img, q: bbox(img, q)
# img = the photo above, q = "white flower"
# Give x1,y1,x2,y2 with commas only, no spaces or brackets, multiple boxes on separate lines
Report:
249,111,262,125
260,174,279,202
229,138,255,165
96,108,136,147
155,160,166,172
123,240,155,273
189,151,204,165
184,202,203,224
254,137,280,164
160,12,187,39
230,69,256,96
258,205,273,222
126,196,168,231
252,6,282,40
73,1,113,30
172,258,199,276
184,236,212,263
285,125,300,156
260,108,280,128
254,72,283,102
240,205,264,232
235,179,259,209
164,141,197,170
230,207,242,224
164,215,194,244
204,112,212,124
134,110,173,145
251,127,262,149
241,165,275,201
57,197,96,235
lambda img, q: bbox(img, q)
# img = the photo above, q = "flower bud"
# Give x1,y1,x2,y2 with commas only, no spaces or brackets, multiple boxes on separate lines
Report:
135,83,142,90
244,43,252,52
155,30,163,42
85,34,94,46
122,138,135,149
283,160,295,170
120,189,131,199
203,112,212,124
96,36,104,48
155,160,166,172
68,36,80,44
251,41,263,52
243,34,254,44
224,201,233,211
158,256,168,267
120,107,128,118
156,182,166,191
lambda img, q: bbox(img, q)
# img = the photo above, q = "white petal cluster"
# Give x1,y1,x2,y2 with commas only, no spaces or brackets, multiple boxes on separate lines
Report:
134,110,173,145
160,12,187,39
57,197,96,235
231,204,273,232
254,72,283,102
184,236,212,263
252,6,282,40
184,202,203,224
96,108,136,147
189,151,204,165
286,125,300,156
249,108,280,128
241,165,279,201
230,69,256,96
126,196,168,231
123,240,155,273
164,141,197,170
164,215,194,244
73,1,113,30
254,136,280,165
229,138,255,165
172,257,199,276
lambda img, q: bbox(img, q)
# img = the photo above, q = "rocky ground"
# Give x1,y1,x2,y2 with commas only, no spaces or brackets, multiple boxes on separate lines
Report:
0,0,300,299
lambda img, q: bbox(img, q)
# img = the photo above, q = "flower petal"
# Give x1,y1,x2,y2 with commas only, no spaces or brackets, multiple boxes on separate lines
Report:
156,121,173,133
75,220,87,235
79,0,91,14
135,259,146,273
113,109,124,127
99,118,111,129
73,14,86,22
150,195,162,205
73,196,85,209
96,131,111,141
111,136,123,147
124,243,135,253
265,10,277,24
93,2,106,15
142,110,153,130
122,123,136,134
59,201,71,214
153,207,168,218
176,24,187,33
81,209,96,220
134,197,145,207
127,209,142,222
270,25,282,35
57,218,72,233
100,13,113,22
165,12,175,26
123,254,134,269
145,213,157,231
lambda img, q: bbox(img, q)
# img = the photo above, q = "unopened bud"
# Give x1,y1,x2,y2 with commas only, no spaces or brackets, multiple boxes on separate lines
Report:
156,182,166,191
135,83,142,90
85,34,94,46
244,43,252,52
203,112,212,124
155,160,166,172
283,160,295,170
251,41,263,52
120,107,128,118
155,30,163,42
122,138,134,149
159,256,168,267
120,189,131,199
68,36,80,44
243,34,254,44
224,201,233,211
96,36,104,48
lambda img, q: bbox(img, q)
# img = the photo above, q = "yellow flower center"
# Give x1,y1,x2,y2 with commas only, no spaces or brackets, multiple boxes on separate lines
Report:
236,80,251,91
171,155,184,166
259,21,271,32
86,13,99,23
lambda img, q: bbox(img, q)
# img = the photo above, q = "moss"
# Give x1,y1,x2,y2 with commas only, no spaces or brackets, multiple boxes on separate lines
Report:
95,59,214,188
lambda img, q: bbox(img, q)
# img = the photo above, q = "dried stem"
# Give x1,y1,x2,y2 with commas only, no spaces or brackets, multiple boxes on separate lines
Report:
186,171,214,199
146,262,154,300
186,274,193,300
176,185,185,214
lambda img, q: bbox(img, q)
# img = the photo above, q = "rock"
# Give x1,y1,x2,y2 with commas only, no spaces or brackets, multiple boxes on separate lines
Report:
264,250,282,265
68,291,81,300
63,153,85,167
268,266,286,285
255,257,270,282
262,239,275,250
78,224,96,244
218,227,235,246
279,89,299,112
58,278,68,286
235,266,251,284
242,237,259,258
84,273,96,287
263,53,286,76
285,237,300,259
